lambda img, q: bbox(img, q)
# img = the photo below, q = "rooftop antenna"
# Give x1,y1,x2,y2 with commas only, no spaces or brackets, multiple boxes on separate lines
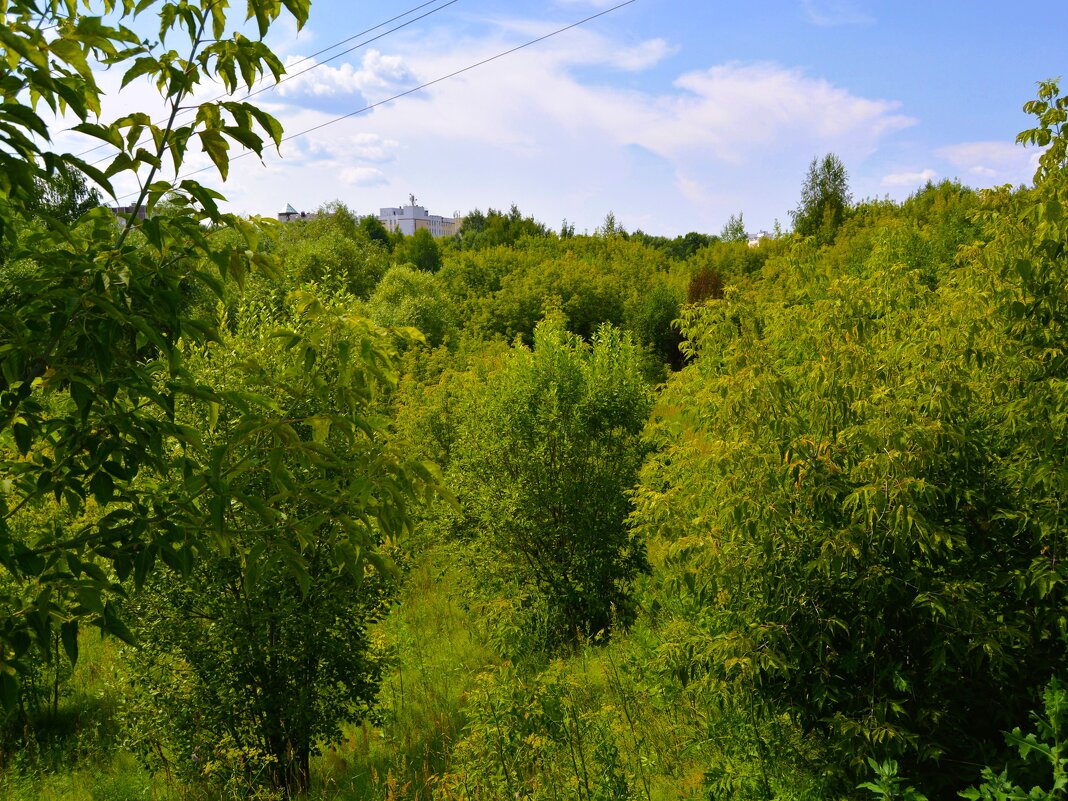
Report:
409,193,417,208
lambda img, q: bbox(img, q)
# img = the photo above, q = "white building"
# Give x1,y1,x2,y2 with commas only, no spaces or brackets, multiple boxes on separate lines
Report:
378,200,458,238
747,230,772,248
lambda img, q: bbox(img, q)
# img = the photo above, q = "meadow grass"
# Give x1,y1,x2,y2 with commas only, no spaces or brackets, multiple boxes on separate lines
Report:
0,546,836,800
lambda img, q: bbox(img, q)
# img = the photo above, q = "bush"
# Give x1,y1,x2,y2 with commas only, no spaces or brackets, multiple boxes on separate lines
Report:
449,320,652,650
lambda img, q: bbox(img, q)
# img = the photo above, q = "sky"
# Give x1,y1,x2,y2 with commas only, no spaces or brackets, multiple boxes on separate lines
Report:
55,0,1068,237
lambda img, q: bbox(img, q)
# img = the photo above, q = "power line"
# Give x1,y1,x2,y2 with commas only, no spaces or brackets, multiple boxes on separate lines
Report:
75,0,459,161
114,0,637,202
243,0,460,104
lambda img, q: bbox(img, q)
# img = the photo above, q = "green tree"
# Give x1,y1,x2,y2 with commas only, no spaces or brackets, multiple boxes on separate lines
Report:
626,90,1068,789
450,320,652,649
24,164,101,227
791,153,852,243
359,213,393,250
402,226,443,272
599,210,625,237
720,212,747,243
629,281,685,372
453,204,550,250
368,264,457,347
280,211,388,298
123,295,427,795
0,0,428,723
666,230,714,260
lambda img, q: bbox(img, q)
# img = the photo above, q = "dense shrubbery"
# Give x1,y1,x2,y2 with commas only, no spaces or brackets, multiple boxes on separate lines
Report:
0,3,1065,793
446,320,652,652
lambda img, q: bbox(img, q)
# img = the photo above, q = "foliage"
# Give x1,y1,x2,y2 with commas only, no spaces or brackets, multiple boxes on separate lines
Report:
0,0,310,705
449,320,652,650
720,212,747,243
367,265,457,348
859,759,928,801
4,40,1068,801
359,214,393,251
791,153,852,243
452,204,551,250
438,236,682,347
629,230,716,261
1018,79,1068,181
22,166,101,229
599,211,624,238
628,282,685,374
279,213,388,298
686,265,724,303
961,679,1068,801
400,228,443,273
631,204,1025,791
122,293,435,796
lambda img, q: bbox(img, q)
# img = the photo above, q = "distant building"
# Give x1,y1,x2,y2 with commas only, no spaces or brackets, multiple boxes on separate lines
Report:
109,204,147,221
378,196,458,237
747,230,772,248
278,203,319,223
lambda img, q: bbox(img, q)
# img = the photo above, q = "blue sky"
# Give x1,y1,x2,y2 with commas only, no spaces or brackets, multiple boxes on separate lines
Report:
69,0,1068,236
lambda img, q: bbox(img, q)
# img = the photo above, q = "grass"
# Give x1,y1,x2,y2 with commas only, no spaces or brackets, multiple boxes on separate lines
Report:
0,546,838,800
309,542,500,799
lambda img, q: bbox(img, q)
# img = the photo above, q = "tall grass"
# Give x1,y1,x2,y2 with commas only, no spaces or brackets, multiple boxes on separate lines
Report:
0,545,837,800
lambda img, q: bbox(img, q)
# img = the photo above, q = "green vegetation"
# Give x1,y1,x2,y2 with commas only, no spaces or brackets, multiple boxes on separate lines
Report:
1,1,1067,798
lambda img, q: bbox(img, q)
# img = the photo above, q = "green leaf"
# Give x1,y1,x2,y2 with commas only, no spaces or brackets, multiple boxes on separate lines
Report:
50,37,92,80
0,672,18,713
90,470,114,507
70,380,93,421
13,423,31,456
197,129,230,180
101,602,135,645
60,621,79,667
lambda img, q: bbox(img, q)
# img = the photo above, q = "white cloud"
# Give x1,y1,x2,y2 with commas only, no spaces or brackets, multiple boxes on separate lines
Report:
675,171,711,204
340,166,388,186
275,49,414,109
302,132,398,163
882,168,938,187
640,62,914,164
937,140,1039,185
801,0,874,26
606,38,677,71
240,41,913,230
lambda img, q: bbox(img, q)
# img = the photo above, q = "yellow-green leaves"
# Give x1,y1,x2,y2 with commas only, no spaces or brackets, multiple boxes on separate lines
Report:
0,0,312,705
1018,79,1068,182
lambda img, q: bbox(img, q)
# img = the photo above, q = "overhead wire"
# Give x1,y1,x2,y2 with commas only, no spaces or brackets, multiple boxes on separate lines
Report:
112,0,638,203
74,0,459,161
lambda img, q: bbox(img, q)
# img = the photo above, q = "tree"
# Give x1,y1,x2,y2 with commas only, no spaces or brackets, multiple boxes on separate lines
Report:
599,210,625,237
280,210,388,298
665,231,714,260
402,226,443,272
359,213,393,250
720,212,747,243
450,320,652,649
123,295,426,795
368,264,457,347
791,153,852,243
453,205,550,250
24,164,101,227
628,89,1068,792
0,0,432,729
